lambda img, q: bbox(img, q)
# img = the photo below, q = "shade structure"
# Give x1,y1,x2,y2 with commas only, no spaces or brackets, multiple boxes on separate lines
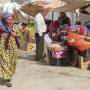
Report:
20,0,63,16
80,4,90,15
13,9,32,23
54,1,90,12
40,0,63,9
20,3,46,17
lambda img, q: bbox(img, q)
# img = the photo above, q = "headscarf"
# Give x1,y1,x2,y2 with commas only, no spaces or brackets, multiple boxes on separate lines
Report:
0,13,14,33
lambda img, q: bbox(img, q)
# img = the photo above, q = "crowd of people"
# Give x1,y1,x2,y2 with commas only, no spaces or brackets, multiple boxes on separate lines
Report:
34,11,90,66
0,8,90,87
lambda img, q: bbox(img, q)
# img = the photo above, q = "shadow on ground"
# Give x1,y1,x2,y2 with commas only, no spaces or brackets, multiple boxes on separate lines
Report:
0,78,5,86
18,54,35,61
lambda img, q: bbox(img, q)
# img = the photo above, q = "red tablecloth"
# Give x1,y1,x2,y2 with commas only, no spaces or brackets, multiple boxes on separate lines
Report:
67,32,90,51
67,32,85,39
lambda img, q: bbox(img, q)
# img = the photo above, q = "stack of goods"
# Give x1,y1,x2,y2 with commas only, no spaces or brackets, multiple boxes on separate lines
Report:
49,43,67,59
67,32,90,51
49,43,61,51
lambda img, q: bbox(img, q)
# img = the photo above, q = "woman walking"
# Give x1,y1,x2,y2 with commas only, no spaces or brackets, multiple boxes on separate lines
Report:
0,13,19,87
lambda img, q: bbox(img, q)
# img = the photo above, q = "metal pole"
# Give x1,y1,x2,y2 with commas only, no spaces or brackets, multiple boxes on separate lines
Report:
52,11,54,21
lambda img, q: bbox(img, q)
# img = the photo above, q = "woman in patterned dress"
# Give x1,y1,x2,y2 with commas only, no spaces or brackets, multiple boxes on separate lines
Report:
0,13,19,87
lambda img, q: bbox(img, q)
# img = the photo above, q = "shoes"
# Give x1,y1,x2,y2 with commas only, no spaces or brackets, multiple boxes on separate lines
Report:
42,54,46,58
5,79,12,87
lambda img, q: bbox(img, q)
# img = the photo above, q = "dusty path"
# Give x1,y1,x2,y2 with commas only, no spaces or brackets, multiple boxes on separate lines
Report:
0,50,90,90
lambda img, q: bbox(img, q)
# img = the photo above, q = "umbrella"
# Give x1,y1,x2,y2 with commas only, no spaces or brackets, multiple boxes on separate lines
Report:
13,9,32,23
20,3,46,17
40,0,63,9
20,0,50,16
20,0,63,17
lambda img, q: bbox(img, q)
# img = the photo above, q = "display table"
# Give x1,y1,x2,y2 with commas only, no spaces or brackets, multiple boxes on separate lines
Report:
45,43,68,66
44,32,90,69
67,32,90,51
67,32,90,69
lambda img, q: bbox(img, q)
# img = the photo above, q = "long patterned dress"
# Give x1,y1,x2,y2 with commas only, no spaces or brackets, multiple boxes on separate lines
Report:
0,26,19,80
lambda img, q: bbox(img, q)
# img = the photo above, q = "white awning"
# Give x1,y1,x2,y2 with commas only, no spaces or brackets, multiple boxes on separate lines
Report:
53,1,90,12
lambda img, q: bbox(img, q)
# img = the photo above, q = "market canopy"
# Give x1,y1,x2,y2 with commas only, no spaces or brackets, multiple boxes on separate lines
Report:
20,0,63,16
39,0,62,9
53,1,90,12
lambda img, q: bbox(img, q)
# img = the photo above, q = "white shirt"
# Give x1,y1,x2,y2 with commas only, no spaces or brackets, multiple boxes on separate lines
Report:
44,34,52,47
34,13,47,36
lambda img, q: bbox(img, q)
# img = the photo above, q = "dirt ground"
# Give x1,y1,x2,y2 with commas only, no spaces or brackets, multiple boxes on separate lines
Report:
0,50,90,90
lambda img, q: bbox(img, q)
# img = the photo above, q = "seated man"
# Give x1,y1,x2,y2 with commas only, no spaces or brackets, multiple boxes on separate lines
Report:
58,12,71,26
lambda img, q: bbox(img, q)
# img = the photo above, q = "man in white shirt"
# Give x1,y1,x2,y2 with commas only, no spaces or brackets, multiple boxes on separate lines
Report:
34,10,48,61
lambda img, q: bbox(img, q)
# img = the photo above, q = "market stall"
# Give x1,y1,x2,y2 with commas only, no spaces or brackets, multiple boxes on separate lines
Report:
18,0,90,69
45,29,90,68
67,32,90,69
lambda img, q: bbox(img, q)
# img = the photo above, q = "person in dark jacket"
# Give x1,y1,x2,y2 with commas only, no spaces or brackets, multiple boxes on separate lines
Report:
58,12,71,26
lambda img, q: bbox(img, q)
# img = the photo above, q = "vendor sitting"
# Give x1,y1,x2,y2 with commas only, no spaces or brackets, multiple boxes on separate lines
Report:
58,12,71,26
71,21,87,35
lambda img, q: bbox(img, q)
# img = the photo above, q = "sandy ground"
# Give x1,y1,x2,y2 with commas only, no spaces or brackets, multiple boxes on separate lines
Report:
0,50,90,90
